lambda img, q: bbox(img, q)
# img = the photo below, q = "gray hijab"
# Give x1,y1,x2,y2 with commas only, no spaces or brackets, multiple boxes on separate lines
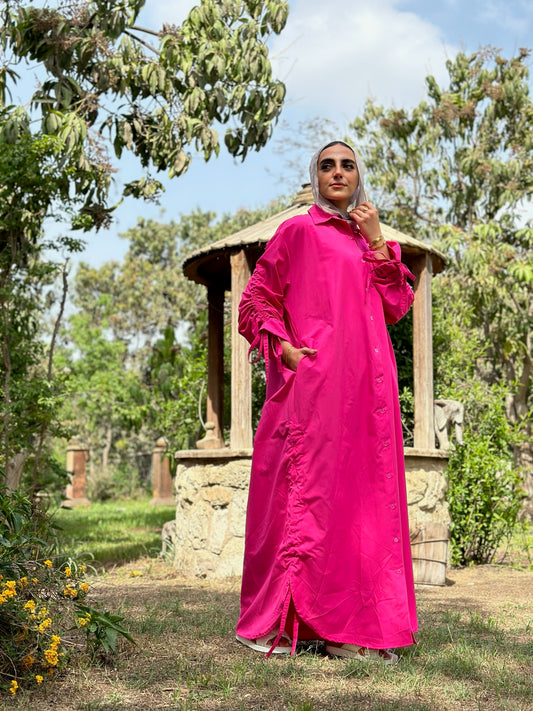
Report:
309,140,368,220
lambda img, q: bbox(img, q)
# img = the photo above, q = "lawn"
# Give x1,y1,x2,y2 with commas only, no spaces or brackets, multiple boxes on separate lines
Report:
4,500,532,711
52,498,175,568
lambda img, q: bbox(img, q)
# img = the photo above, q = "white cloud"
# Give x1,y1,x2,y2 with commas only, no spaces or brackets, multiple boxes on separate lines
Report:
270,0,458,119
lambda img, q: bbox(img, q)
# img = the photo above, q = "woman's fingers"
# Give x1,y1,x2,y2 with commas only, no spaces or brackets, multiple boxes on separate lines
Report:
349,202,381,242
287,347,317,371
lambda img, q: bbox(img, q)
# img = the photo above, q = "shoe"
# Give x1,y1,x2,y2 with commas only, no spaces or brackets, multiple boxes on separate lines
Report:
236,631,292,654
326,643,399,665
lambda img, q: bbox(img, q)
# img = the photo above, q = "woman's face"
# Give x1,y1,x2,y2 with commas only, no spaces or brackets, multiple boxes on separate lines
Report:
316,144,359,210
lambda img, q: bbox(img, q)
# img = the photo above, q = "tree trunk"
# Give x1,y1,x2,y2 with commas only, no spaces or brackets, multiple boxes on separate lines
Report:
516,441,533,521
4,452,29,490
102,425,112,472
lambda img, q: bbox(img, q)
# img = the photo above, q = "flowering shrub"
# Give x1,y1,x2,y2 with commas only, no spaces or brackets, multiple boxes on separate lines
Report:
0,487,134,697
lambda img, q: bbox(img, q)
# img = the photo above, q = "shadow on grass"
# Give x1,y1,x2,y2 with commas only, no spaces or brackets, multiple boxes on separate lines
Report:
87,571,533,711
52,499,175,568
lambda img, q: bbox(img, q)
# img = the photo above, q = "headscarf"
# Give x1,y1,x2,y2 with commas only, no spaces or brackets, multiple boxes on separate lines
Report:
309,140,368,220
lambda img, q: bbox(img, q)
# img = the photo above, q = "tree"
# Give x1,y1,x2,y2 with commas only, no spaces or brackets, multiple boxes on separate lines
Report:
0,120,88,491
1,0,289,223
0,0,289,490
348,46,533,536
349,47,532,436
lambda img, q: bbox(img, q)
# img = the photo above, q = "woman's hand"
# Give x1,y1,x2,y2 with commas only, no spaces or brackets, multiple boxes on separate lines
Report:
281,340,317,372
349,202,390,258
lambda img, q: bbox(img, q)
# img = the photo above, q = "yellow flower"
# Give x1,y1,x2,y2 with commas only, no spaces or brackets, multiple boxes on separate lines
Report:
80,583,89,593
44,560,52,568
32,577,38,584
64,566,71,578
44,648,58,666
35,675,43,685
1,584,17,599
85,613,92,621
77,617,87,627
51,635,61,648
20,577,28,587
0,594,7,605
9,680,18,695
21,655,34,669
38,607,49,618
62,584,78,598
38,617,52,634
24,600,36,612
79,564,87,574
3,581,18,598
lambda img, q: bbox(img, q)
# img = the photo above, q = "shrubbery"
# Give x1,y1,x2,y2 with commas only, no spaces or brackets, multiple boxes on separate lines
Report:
446,384,526,566
0,487,134,698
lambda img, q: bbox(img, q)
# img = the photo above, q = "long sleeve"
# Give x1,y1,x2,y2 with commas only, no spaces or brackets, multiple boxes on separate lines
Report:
363,242,415,324
238,230,292,365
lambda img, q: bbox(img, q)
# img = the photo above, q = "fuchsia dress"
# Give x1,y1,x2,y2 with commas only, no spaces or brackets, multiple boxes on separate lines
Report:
236,204,418,651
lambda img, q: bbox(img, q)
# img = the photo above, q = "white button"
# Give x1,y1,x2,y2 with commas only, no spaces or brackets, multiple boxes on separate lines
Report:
384,440,390,447
370,315,374,321
374,348,379,353
391,504,396,510
386,472,392,479
394,537,399,543
376,377,383,383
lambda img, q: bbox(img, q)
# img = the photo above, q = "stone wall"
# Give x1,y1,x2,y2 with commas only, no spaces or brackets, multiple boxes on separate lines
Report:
173,448,450,581
173,451,252,578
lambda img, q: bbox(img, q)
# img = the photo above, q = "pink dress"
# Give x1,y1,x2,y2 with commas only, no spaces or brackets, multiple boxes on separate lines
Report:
236,204,418,651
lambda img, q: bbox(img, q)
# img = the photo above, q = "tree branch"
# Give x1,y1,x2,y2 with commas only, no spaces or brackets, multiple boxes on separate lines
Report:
124,29,160,57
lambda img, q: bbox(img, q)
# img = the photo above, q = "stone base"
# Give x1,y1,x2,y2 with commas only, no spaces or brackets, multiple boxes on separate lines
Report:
173,448,450,582
149,497,175,507
173,450,252,578
61,498,91,509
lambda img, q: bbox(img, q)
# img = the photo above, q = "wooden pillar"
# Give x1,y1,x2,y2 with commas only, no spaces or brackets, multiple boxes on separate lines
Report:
230,250,253,450
411,254,435,450
196,285,225,449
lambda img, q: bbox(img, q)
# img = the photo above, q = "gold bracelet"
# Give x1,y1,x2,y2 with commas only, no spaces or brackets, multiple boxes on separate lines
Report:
369,235,385,250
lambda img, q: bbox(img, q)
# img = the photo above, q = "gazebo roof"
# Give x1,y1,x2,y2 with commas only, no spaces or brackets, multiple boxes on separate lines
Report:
183,185,446,288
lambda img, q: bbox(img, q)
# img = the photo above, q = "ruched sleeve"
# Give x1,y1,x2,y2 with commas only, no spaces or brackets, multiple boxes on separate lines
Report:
238,230,292,369
363,242,415,324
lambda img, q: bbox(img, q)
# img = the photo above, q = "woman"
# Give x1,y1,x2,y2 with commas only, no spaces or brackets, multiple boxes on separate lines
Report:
235,141,417,664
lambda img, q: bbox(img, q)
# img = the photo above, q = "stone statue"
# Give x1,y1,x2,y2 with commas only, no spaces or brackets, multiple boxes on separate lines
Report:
434,399,464,450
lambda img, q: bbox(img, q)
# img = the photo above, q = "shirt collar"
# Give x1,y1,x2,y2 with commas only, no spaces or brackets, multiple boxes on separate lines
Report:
308,203,351,225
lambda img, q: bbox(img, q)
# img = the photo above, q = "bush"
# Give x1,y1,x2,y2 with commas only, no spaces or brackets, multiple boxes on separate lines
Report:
446,385,525,566
0,487,134,697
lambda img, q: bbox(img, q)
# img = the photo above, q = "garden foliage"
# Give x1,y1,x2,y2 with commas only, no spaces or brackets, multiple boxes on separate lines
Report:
0,486,134,696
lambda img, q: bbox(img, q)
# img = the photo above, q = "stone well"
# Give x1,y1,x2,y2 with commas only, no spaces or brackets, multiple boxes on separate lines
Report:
173,448,450,582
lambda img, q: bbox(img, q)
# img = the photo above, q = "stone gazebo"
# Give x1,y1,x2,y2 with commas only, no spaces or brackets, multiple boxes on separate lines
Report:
174,186,450,583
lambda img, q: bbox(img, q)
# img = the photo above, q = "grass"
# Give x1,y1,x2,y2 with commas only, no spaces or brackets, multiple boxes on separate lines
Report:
4,500,532,710
51,498,175,568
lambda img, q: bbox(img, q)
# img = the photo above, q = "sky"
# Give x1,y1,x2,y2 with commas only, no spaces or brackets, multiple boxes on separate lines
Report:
28,0,533,265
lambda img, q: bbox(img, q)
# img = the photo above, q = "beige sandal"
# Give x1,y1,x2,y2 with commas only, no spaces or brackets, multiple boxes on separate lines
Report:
326,643,399,665
236,631,292,654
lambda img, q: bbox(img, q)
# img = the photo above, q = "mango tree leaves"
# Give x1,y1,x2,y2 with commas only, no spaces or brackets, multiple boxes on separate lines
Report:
1,0,289,228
